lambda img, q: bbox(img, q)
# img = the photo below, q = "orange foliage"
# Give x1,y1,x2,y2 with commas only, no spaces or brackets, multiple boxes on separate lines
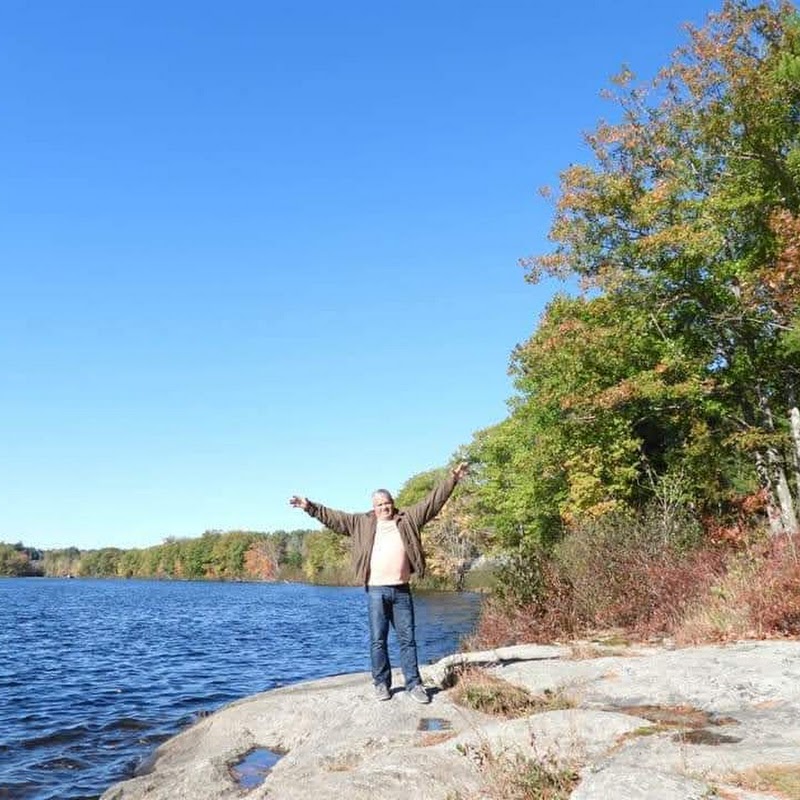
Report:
703,490,768,547
243,542,279,581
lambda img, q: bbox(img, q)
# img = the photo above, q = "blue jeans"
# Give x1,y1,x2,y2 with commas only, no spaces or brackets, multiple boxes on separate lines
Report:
367,584,421,690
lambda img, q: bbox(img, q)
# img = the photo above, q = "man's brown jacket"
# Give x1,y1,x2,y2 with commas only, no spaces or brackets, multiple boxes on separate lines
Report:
305,473,459,586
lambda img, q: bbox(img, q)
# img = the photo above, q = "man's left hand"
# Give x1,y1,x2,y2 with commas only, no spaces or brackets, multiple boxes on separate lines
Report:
452,461,470,482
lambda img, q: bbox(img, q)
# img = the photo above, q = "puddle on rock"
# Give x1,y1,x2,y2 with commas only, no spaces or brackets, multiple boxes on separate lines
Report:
229,747,285,790
673,729,743,745
417,717,453,732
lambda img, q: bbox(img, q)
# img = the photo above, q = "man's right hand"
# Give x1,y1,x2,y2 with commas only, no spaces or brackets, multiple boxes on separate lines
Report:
289,495,310,511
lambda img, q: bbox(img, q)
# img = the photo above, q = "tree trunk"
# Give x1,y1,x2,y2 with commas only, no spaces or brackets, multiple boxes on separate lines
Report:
789,403,800,502
754,450,785,537
757,389,799,535
770,446,799,535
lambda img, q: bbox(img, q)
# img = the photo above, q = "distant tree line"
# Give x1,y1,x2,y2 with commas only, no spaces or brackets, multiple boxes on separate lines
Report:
1,517,485,588
0,529,344,583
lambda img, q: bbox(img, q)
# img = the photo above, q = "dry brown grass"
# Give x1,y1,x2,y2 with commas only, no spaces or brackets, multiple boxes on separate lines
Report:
611,703,737,729
457,743,579,800
448,667,573,718
567,643,633,660
415,731,457,747
468,521,800,650
725,764,800,799
617,723,670,741
675,534,800,643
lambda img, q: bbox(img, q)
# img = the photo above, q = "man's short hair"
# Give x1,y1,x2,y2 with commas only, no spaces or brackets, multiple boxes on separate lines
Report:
372,489,394,503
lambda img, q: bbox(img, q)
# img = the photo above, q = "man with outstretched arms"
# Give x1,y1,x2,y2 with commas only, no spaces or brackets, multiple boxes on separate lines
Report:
289,461,469,704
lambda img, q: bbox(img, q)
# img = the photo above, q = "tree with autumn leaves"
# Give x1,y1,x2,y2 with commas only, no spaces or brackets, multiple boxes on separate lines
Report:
472,0,800,553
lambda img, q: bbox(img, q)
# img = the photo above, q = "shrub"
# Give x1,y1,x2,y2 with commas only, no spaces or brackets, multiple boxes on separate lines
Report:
726,764,800,798
474,512,800,647
457,744,579,800
676,532,800,642
470,505,725,647
745,535,800,636
449,667,573,718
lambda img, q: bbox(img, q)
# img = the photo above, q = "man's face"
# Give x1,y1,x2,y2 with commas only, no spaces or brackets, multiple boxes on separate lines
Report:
372,493,395,520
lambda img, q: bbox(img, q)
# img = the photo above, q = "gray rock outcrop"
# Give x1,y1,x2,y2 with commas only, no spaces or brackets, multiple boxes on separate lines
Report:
101,640,800,800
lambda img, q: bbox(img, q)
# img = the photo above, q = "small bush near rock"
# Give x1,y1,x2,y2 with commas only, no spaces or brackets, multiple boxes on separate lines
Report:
497,753,579,800
449,667,572,718
457,743,579,800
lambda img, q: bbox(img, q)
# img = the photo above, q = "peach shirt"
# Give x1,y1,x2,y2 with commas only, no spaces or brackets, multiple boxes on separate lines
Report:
368,519,411,586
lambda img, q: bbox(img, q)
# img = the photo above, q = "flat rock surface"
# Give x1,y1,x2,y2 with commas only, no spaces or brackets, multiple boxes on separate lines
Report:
101,640,800,800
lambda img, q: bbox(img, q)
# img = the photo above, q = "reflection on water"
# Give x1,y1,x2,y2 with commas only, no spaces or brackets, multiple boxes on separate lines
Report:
0,579,482,800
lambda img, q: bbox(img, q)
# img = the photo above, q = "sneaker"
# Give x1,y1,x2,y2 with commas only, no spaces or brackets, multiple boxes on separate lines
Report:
375,683,391,701
407,684,430,704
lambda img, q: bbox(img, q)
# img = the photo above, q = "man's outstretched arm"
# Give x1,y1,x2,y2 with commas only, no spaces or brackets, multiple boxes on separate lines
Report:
404,461,469,529
288,495,359,536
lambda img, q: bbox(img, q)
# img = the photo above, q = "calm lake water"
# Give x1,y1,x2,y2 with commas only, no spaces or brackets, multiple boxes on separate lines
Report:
0,578,482,800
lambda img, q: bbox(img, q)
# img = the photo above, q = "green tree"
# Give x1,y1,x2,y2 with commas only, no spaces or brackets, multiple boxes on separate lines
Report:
117,548,143,578
474,292,726,547
140,545,163,577
283,530,305,570
181,533,215,578
302,529,349,583
42,547,82,576
78,548,123,577
518,0,800,535
394,469,445,507
210,530,255,578
0,542,38,576
158,538,181,578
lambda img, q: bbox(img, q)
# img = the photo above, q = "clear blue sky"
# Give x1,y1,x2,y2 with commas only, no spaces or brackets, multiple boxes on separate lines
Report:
2,0,714,550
